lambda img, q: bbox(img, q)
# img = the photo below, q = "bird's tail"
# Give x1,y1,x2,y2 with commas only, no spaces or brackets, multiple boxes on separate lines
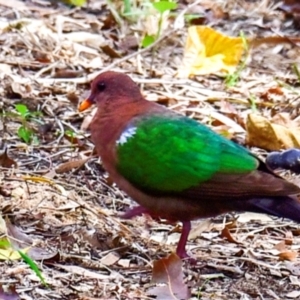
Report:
245,196,300,223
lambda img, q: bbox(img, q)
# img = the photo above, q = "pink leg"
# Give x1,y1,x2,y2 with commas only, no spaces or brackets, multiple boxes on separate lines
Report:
176,221,192,259
121,208,196,262
120,205,149,219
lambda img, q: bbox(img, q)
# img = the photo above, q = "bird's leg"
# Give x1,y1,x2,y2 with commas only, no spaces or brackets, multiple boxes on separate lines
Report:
176,221,191,259
120,205,149,219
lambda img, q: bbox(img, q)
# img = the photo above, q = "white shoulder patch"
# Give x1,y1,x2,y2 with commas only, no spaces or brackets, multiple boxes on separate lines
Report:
116,126,137,145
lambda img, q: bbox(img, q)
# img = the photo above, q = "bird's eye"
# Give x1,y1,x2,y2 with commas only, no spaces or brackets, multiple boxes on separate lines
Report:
97,82,106,92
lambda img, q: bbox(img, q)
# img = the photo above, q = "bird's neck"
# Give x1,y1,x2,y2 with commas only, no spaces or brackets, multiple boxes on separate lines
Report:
90,99,160,164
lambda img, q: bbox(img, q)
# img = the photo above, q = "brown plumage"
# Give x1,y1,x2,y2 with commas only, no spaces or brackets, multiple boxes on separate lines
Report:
79,71,300,259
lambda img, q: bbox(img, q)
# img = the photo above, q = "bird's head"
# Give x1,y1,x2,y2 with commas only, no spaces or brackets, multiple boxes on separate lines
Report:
79,71,144,112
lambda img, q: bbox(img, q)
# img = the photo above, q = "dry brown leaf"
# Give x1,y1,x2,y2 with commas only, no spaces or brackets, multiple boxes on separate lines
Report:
285,231,294,245
278,251,298,261
55,158,89,174
0,148,17,168
10,82,29,99
188,219,213,240
250,36,300,48
246,113,300,151
221,226,241,244
67,93,80,109
101,45,122,58
53,69,84,79
32,51,51,63
147,253,190,300
268,86,284,95
100,252,120,266
260,86,284,102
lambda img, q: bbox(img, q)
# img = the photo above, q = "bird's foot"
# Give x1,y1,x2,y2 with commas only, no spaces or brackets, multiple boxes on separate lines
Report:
180,254,197,264
120,205,149,219
176,221,197,264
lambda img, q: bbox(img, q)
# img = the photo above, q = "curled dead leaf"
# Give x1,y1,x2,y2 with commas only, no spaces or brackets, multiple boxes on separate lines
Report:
0,148,17,168
246,113,300,151
221,226,241,244
101,45,121,58
148,253,191,300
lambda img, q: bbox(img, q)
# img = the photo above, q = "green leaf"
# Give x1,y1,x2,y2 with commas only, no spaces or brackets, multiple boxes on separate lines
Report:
0,239,11,248
18,250,48,286
248,94,257,113
153,1,177,14
15,104,29,118
141,34,155,48
18,126,32,143
65,129,75,137
293,63,300,83
184,14,204,22
123,0,131,15
64,130,76,143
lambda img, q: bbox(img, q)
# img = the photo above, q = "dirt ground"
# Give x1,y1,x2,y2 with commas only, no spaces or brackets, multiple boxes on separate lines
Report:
0,0,300,299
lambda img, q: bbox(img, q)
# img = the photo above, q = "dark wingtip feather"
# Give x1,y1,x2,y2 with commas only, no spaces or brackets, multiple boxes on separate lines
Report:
246,196,300,223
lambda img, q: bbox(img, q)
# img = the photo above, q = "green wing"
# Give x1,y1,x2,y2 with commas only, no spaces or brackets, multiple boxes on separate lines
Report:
116,115,258,192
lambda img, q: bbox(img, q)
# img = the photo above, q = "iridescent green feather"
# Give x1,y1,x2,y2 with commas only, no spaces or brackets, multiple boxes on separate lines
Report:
116,115,258,192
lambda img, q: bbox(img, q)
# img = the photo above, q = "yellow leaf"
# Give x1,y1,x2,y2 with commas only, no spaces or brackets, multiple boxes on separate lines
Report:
69,0,86,6
246,113,300,151
178,26,245,77
0,247,30,260
22,175,54,185
61,0,87,6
